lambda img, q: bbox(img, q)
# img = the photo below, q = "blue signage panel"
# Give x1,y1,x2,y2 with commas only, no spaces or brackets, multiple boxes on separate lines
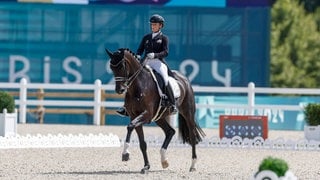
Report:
196,96,315,131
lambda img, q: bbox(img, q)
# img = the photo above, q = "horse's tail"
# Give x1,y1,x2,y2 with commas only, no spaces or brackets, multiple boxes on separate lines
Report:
178,114,206,145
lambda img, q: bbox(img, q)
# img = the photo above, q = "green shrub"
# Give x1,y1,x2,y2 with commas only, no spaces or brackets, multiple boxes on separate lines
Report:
0,91,15,113
304,103,320,126
258,156,289,177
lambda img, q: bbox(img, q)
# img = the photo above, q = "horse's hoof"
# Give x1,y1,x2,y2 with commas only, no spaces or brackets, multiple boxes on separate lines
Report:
122,153,130,161
161,160,169,169
189,167,196,172
140,165,150,174
140,168,149,174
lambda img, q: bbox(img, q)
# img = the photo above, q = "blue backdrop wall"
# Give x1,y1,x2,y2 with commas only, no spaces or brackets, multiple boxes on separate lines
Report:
0,3,270,87
0,2,275,128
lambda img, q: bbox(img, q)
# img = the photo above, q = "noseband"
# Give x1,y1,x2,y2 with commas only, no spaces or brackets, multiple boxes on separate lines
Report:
110,56,143,89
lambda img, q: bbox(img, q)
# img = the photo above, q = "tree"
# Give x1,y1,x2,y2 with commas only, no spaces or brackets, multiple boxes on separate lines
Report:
314,8,320,31
271,0,320,87
299,0,320,12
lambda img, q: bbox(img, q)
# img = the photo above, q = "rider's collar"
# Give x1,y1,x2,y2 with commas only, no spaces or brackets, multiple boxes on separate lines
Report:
152,31,161,39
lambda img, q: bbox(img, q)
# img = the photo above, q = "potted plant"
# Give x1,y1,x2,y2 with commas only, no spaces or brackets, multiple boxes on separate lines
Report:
253,156,297,180
0,91,17,137
304,103,320,141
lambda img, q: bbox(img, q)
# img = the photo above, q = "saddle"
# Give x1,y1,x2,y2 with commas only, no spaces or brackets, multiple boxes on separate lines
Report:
152,70,165,94
144,65,180,121
145,65,180,100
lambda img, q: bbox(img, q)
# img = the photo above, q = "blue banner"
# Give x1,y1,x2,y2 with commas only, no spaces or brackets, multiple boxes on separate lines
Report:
0,4,270,87
14,0,273,7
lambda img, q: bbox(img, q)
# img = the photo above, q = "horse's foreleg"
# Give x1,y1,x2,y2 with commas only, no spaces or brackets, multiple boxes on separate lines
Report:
122,111,147,161
122,125,134,161
135,126,150,174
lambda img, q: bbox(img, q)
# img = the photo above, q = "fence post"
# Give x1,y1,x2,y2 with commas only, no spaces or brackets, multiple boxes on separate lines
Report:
248,82,255,115
37,88,45,123
93,79,102,125
19,78,27,124
100,90,106,125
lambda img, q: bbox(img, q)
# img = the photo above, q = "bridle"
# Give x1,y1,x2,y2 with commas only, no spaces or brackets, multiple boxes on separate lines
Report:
110,55,143,89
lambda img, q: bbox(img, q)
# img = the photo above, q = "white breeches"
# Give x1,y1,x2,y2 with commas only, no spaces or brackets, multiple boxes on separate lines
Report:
146,58,169,86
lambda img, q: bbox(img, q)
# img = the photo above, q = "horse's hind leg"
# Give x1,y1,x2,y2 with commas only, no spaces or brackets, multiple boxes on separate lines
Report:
186,120,199,172
179,112,200,172
156,118,176,169
189,143,197,172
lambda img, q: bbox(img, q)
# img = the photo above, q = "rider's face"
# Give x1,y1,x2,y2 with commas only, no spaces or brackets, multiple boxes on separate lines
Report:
150,23,161,33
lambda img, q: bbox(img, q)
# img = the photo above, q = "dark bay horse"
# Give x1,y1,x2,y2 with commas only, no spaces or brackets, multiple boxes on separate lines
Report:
106,48,205,173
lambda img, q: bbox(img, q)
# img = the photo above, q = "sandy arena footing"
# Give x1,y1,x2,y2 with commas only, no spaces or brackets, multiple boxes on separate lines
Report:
0,124,319,179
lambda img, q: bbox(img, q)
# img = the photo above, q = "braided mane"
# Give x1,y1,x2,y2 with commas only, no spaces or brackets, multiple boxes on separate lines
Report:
119,48,140,61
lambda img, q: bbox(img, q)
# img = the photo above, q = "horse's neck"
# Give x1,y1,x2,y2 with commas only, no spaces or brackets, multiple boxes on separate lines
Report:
126,56,142,75
131,59,142,71
129,67,150,88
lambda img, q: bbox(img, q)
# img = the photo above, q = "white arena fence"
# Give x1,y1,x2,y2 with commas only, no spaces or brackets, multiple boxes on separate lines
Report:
0,133,121,149
1,78,320,125
1,134,319,151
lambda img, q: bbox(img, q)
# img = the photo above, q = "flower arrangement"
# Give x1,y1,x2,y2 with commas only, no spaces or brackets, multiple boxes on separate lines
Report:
0,91,15,113
253,156,297,180
304,103,320,126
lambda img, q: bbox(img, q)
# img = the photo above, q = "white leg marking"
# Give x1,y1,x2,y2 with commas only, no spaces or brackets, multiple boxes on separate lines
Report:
160,148,167,162
123,142,130,154
190,158,197,169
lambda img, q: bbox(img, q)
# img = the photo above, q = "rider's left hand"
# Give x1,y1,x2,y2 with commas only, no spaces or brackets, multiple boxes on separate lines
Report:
147,53,155,59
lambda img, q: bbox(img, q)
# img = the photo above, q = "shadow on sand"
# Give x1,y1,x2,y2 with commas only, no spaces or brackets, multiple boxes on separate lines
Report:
42,169,167,176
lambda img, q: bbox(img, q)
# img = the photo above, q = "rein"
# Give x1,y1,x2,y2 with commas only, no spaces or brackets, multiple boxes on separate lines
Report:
123,65,143,88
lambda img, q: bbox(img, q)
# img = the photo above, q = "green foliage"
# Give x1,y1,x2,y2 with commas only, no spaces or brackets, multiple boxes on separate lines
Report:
271,0,320,87
0,91,15,113
304,103,320,125
258,156,289,177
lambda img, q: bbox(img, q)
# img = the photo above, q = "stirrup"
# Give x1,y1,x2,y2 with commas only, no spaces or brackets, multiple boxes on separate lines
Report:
170,105,178,114
160,94,169,107
116,107,128,117
160,94,168,100
161,98,171,107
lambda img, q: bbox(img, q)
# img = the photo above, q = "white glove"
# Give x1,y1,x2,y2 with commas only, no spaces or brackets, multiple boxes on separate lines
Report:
147,53,155,59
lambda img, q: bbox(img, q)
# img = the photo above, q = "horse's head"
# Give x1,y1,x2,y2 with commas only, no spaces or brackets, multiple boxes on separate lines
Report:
106,48,141,94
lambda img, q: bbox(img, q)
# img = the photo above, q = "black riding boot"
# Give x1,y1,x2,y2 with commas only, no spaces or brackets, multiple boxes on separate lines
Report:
165,84,178,114
116,107,128,117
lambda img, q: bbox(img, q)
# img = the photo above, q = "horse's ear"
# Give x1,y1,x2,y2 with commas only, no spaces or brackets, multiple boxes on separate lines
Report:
105,49,113,58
